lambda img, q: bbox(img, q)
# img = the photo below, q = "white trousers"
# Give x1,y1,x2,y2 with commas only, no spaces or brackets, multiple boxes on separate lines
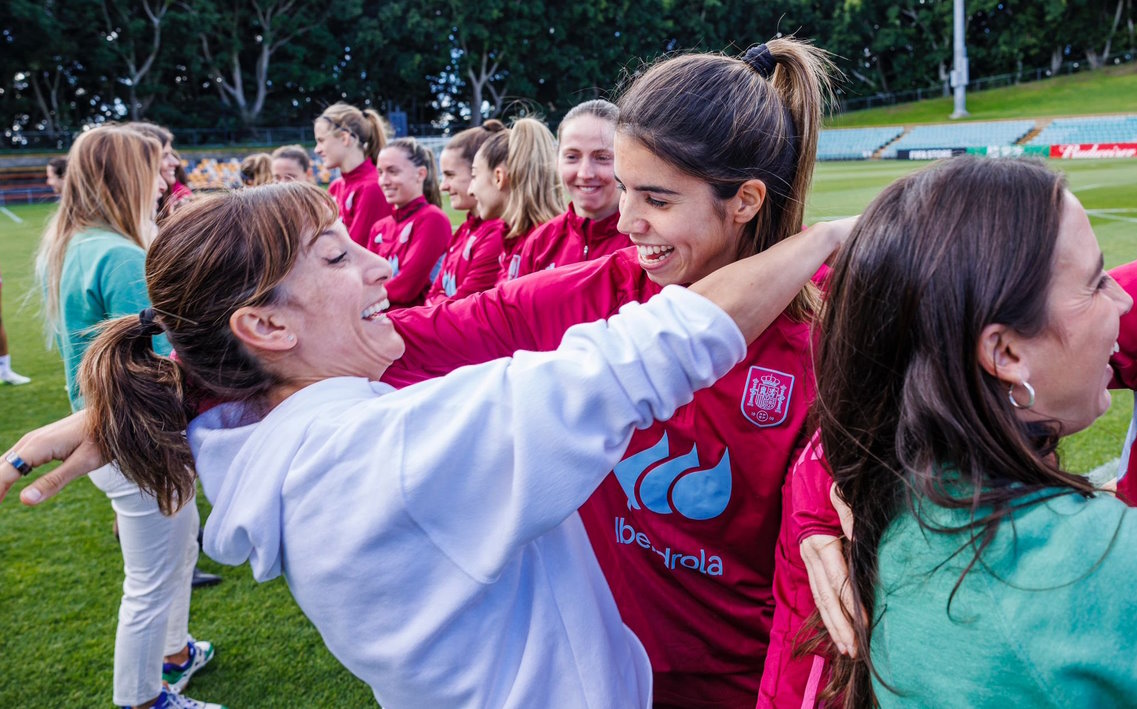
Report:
90,464,198,706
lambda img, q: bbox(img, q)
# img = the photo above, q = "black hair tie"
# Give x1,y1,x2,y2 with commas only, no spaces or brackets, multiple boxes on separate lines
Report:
138,308,164,336
742,44,777,79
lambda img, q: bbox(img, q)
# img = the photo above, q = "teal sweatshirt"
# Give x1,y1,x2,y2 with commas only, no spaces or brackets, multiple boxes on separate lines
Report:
58,227,169,411
872,488,1137,707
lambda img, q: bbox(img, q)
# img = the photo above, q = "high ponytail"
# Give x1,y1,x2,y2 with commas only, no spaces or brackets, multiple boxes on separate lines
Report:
501,118,563,240
80,314,196,515
362,109,388,165
616,37,835,320
318,103,389,166
387,137,442,208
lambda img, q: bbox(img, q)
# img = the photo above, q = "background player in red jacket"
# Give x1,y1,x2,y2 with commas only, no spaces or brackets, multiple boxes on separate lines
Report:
476,118,563,285
514,100,629,278
367,138,451,309
425,121,508,305
315,102,391,248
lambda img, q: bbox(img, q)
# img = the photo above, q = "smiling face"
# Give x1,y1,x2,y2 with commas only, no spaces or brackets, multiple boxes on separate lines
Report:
268,222,405,383
377,146,426,209
160,141,179,188
272,156,309,184
440,147,476,212
469,150,506,221
559,115,618,221
313,119,352,170
614,133,744,286
1012,192,1133,434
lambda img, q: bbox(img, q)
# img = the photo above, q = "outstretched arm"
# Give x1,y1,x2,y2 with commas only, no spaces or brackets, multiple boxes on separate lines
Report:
1,410,106,505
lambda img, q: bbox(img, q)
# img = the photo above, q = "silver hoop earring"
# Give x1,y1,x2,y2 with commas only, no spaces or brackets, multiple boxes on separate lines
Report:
1008,380,1035,409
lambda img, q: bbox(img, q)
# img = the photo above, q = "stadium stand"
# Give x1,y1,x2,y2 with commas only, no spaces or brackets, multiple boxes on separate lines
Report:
1027,115,1137,145
880,120,1035,158
818,126,904,160
0,166,54,205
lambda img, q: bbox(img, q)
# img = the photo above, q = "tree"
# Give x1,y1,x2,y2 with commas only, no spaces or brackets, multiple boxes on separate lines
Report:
99,0,174,120
188,0,329,126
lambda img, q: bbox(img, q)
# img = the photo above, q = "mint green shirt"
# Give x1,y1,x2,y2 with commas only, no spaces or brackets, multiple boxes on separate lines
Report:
871,488,1137,706
58,227,169,411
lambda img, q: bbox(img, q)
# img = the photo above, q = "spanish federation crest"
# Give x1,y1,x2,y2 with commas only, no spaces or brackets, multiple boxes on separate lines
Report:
741,366,794,427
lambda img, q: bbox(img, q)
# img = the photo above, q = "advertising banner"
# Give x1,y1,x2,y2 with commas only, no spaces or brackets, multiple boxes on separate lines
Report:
1050,143,1137,159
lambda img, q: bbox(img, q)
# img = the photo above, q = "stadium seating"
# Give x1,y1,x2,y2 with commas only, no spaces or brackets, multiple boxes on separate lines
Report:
183,154,339,190
1027,115,1137,146
880,120,1035,158
817,127,904,160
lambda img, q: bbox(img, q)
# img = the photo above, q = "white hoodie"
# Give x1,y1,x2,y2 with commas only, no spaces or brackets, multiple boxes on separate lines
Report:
187,286,746,708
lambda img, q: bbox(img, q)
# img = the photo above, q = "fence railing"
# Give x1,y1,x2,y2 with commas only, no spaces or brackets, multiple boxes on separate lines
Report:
835,52,1135,114
2,121,448,153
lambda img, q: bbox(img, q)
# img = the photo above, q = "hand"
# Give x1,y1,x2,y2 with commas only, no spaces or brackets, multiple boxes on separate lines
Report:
799,533,855,657
0,410,107,506
809,215,858,266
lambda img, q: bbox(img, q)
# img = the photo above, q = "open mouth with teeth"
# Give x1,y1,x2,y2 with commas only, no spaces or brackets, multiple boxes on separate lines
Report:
361,298,391,321
636,244,675,264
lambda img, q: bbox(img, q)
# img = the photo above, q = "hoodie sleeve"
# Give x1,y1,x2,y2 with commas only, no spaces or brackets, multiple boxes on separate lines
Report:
396,285,747,583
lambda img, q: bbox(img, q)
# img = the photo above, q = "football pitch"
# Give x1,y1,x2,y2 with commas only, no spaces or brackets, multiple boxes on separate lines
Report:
0,156,1134,705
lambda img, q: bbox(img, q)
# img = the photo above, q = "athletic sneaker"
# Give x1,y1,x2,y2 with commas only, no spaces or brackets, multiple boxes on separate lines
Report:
120,686,227,709
0,369,30,385
162,637,216,693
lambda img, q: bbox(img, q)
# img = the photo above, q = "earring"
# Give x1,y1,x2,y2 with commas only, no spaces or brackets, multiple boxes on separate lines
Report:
288,335,296,343
1008,380,1035,409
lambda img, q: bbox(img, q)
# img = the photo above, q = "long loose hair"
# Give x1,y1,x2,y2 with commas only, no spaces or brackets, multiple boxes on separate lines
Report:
816,157,1088,706
37,125,162,338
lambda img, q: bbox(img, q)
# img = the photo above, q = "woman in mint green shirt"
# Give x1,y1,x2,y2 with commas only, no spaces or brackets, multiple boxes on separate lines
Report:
36,125,221,709
815,156,1137,707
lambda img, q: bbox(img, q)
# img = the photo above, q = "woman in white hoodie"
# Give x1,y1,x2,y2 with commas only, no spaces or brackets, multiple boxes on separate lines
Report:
11,183,841,707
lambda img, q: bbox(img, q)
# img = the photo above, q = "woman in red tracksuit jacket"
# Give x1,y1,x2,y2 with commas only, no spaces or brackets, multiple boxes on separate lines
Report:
425,121,508,306
385,39,836,709
474,119,563,285
315,102,391,248
513,100,629,278
366,138,451,309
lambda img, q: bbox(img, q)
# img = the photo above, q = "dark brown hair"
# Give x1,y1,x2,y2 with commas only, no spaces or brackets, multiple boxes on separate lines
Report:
272,144,312,172
385,137,442,208
616,38,833,319
79,183,338,514
815,157,1085,706
445,119,506,167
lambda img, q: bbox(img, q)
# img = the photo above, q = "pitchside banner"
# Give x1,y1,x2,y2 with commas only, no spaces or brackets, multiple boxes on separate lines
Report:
896,148,967,160
1051,143,1137,159
966,145,1050,158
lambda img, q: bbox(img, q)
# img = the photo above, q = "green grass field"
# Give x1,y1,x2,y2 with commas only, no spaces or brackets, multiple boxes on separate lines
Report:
828,62,1137,128
0,154,1135,706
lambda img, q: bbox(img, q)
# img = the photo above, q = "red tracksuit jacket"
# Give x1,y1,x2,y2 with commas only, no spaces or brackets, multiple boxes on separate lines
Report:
367,196,451,309
328,160,391,248
424,213,506,306
513,205,628,278
386,247,815,708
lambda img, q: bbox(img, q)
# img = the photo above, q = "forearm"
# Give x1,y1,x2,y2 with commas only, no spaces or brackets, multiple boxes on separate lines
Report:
689,221,843,343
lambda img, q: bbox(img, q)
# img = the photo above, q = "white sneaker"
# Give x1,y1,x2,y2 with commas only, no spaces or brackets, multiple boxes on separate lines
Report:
0,370,30,385
162,637,216,693
150,686,227,709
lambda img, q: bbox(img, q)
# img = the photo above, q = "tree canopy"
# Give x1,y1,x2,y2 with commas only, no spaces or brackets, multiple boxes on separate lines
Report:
2,0,1133,140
